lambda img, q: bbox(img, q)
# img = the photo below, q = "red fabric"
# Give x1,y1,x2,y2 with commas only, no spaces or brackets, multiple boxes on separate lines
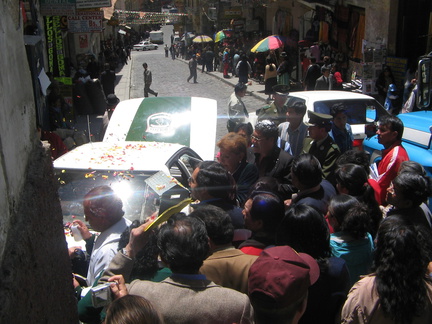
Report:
239,246,263,256
41,131,68,159
333,71,343,86
375,142,409,205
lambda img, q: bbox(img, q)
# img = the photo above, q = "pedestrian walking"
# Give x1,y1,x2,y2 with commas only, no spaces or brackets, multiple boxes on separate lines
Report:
187,54,198,83
99,63,116,96
142,63,158,97
164,44,169,58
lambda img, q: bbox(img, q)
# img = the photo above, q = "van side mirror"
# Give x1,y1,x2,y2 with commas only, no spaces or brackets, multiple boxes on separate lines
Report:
417,56,432,109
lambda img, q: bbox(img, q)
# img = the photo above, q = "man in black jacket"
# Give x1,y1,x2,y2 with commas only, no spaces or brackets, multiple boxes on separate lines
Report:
252,120,295,199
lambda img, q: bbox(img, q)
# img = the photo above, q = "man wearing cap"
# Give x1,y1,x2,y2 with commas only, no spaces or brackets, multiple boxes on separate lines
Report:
248,246,320,324
278,101,308,157
303,111,341,184
99,94,120,140
187,54,198,83
315,65,332,90
256,84,290,126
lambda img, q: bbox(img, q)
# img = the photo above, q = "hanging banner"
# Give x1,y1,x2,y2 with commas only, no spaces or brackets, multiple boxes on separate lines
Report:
40,0,76,16
67,11,104,33
45,16,67,77
76,0,111,9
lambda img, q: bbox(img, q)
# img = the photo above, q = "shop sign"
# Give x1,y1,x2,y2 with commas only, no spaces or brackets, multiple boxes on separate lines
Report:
45,16,67,77
224,9,242,18
76,0,111,9
40,0,76,16
67,11,103,33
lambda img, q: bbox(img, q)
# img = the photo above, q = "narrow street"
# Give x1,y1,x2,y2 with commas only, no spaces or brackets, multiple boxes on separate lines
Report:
127,25,266,146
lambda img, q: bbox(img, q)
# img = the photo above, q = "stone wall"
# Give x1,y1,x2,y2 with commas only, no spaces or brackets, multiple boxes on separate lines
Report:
0,0,78,322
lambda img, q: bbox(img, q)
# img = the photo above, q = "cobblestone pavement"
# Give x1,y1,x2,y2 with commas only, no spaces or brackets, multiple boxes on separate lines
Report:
127,47,267,154
77,25,270,155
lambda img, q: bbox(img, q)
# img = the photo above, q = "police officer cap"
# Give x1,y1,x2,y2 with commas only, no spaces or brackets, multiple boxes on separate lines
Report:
272,84,290,96
305,110,332,127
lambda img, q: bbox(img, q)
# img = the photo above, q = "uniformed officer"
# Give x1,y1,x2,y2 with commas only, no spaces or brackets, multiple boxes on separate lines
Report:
303,110,341,184
256,84,290,126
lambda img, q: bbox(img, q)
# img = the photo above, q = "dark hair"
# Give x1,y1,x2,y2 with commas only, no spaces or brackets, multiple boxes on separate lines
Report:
276,204,331,262
249,176,280,197
330,103,346,118
288,102,307,116
291,154,322,188
335,164,369,196
266,56,275,71
234,122,253,136
335,164,382,237
255,120,278,142
392,172,431,207
190,205,234,245
248,191,284,235
378,115,404,140
234,82,247,94
158,213,209,273
196,161,236,202
399,161,427,177
373,217,432,324
118,221,162,281
142,62,148,68
336,150,370,175
105,295,163,324
328,194,369,239
83,186,124,219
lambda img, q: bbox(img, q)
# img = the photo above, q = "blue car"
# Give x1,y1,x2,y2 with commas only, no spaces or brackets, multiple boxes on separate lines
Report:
363,110,432,205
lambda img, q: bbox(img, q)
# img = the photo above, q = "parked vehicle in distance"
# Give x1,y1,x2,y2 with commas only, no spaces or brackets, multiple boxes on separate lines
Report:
249,91,388,149
133,41,158,51
149,30,164,44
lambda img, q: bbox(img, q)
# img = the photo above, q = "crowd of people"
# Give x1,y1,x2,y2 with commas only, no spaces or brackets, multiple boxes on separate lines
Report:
57,32,432,324
66,87,432,323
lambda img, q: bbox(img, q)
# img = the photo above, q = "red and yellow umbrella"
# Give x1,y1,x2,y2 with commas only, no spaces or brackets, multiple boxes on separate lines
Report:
250,35,284,53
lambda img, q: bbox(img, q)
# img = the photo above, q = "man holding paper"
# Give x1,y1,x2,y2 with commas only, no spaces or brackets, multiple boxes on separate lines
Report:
369,115,409,205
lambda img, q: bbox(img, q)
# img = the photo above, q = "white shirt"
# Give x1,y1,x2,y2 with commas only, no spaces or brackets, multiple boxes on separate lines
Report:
86,217,131,285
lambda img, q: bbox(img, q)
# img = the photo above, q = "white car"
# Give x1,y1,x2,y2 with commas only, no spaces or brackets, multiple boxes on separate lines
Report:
250,91,388,149
133,41,158,51
54,97,217,224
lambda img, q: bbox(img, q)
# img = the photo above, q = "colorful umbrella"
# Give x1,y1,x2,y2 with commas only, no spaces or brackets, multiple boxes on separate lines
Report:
214,31,226,43
192,35,213,43
250,35,284,53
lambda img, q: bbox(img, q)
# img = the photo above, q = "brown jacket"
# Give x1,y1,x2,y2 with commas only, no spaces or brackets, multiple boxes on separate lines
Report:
341,275,432,324
200,247,258,294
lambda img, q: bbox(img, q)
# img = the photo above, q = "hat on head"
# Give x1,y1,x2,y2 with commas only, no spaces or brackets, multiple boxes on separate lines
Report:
321,65,331,73
248,246,319,309
272,84,290,96
305,110,332,127
106,94,120,106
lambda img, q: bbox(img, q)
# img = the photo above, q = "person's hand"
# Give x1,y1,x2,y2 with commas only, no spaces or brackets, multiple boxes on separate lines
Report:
72,219,92,240
284,199,292,208
108,275,128,300
124,218,155,258
68,247,83,258
72,275,80,288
